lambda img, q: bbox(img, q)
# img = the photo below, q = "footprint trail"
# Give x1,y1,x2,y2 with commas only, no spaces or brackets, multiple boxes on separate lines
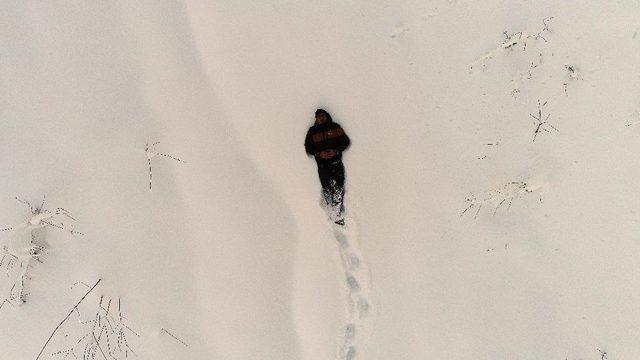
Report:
332,218,373,360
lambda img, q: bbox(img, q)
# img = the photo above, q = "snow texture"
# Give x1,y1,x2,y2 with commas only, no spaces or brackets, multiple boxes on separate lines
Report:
2,1,640,360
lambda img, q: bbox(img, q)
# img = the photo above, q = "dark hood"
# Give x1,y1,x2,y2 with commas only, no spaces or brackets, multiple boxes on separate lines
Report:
315,109,334,124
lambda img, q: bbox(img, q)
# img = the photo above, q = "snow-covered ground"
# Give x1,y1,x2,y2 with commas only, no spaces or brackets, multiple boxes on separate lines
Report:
2,1,640,359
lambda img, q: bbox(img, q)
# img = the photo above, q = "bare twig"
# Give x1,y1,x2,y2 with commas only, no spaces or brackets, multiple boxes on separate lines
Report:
0,298,13,311
460,193,483,219
145,141,184,192
462,181,537,219
598,348,608,360
161,328,189,347
36,279,102,360
468,17,554,71
92,333,109,360
51,295,139,359
477,141,500,160
71,282,92,290
530,99,558,142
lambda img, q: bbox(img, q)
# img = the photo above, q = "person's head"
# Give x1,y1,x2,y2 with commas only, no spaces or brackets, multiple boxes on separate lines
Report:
315,109,332,124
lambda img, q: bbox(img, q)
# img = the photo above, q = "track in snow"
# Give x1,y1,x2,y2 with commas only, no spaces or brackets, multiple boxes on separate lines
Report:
331,216,373,360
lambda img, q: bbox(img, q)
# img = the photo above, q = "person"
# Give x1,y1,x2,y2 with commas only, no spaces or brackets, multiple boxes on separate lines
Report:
304,109,351,224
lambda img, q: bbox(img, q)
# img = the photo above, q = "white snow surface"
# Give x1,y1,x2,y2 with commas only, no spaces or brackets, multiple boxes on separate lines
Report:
2,1,640,359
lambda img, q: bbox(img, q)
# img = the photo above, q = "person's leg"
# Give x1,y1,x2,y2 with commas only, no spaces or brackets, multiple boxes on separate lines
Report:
317,163,333,206
329,161,346,216
317,161,346,219
332,161,345,189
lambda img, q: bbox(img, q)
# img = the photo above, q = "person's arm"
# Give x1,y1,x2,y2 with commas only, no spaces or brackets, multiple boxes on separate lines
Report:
304,129,316,156
334,125,351,154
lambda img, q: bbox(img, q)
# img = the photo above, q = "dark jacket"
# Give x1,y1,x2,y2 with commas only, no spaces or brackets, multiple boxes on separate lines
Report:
305,119,351,165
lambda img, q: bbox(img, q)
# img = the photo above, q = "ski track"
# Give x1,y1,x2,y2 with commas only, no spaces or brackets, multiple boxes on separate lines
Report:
332,217,373,360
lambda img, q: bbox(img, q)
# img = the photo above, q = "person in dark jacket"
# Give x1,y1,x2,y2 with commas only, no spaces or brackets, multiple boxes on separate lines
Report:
305,109,351,223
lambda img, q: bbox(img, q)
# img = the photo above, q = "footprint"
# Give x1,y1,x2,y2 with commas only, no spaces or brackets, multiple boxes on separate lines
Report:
346,274,359,291
357,298,369,317
390,26,409,38
334,231,349,249
331,219,371,359
345,346,356,360
344,323,356,341
347,254,360,270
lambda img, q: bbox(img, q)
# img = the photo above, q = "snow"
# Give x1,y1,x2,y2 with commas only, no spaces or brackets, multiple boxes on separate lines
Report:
2,1,640,359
